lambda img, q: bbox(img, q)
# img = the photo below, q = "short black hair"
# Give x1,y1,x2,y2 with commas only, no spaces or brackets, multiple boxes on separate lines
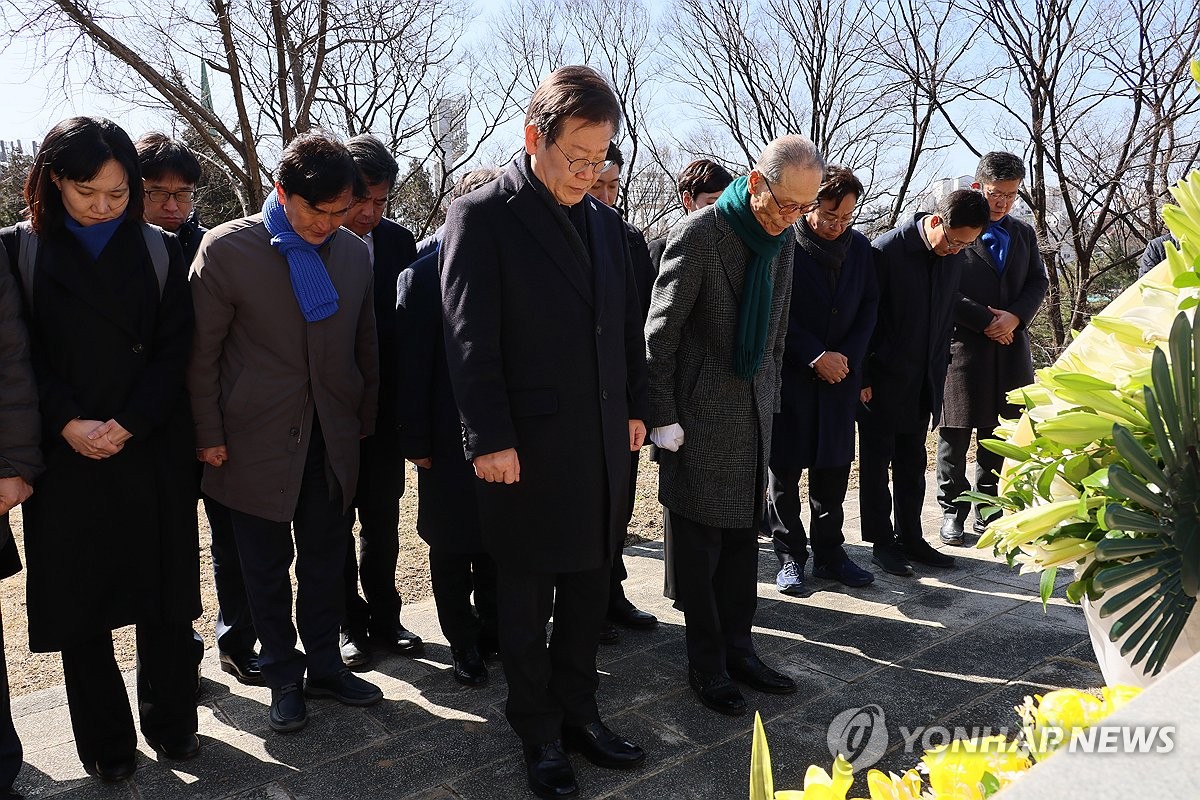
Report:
276,131,365,205
677,159,734,199
939,188,991,230
817,166,864,206
606,142,624,168
25,116,144,233
976,151,1025,184
135,133,202,185
346,134,399,190
525,65,622,145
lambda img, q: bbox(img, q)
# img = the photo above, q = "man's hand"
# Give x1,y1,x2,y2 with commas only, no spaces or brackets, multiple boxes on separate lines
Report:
474,448,520,484
813,351,850,383
628,419,646,451
984,307,1019,345
649,423,685,452
63,419,124,459
88,418,132,450
0,476,33,515
197,445,229,468
860,386,872,404
408,457,433,469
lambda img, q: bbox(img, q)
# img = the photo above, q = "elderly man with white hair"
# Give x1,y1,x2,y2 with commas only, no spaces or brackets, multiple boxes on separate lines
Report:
645,135,825,717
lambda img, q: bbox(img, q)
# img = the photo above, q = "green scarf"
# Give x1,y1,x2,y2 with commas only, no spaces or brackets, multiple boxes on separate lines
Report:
716,174,787,379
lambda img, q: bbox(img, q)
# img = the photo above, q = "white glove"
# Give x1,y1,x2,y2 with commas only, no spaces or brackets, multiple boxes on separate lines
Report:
649,423,685,452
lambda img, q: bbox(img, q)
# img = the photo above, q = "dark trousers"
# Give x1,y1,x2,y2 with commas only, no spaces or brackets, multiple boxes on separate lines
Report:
205,495,258,655
62,621,198,766
667,510,757,675
428,547,498,651
0,602,20,790
608,452,640,611
764,463,851,569
497,561,609,745
937,426,1003,522
343,437,403,639
230,431,349,689
857,416,929,546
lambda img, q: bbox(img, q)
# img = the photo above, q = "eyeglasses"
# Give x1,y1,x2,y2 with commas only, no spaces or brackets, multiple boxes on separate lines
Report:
939,220,977,250
144,189,196,204
552,140,614,176
762,176,818,216
983,187,1019,202
813,209,856,229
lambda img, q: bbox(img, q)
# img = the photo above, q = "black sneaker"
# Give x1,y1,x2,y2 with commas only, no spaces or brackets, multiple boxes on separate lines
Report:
812,557,875,587
902,537,956,568
269,684,307,733
305,669,383,706
871,543,914,576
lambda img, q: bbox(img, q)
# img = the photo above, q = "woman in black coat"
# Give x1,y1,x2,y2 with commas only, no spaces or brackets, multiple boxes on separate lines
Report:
0,117,201,782
396,249,498,685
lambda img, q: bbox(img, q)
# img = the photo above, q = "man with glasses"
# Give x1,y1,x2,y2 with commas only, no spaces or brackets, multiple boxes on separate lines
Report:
440,66,649,798
646,136,824,717
858,189,991,577
765,166,878,595
938,153,1048,545
135,133,264,689
188,132,382,735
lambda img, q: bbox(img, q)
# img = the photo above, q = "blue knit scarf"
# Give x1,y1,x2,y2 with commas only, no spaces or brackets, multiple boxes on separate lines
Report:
262,190,339,322
65,211,127,260
716,175,787,379
982,218,1010,274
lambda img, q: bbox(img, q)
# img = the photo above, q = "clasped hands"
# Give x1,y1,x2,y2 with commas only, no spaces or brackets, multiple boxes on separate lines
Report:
474,420,647,483
62,418,131,460
813,351,849,383
984,307,1019,345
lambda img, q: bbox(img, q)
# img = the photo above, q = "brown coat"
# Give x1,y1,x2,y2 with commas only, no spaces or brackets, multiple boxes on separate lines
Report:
187,216,379,523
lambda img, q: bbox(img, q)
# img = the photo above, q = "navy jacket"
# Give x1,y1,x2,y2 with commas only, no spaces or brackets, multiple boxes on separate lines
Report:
861,213,965,434
771,227,878,469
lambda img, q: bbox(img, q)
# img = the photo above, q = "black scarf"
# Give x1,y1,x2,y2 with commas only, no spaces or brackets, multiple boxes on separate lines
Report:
795,217,852,290
517,155,591,271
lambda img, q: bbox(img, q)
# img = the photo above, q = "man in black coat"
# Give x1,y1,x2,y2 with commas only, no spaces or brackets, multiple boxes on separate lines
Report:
859,189,991,577
137,133,262,685
440,66,650,799
0,246,42,798
587,141,657,645
647,159,734,274
340,135,422,667
938,153,1049,545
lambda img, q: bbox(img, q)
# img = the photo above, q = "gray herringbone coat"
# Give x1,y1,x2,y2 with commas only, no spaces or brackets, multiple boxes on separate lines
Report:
645,205,794,529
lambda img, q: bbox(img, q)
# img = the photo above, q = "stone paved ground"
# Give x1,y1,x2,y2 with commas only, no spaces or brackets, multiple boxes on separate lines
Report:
11,477,1101,799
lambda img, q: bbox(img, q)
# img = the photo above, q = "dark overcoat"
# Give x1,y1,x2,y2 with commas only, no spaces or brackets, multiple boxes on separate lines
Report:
357,218,416,504
0,245,41,578
645,204,794,529
861,214,964,435
625,221,655,322
396,249,482,553
439,159,649,574
941,215,1047,429
0,221,200,652
771,228,878,469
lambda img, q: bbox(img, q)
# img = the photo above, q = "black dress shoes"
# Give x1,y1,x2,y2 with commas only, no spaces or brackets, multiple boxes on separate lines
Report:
269,684,308,733
973,517,991,536
373,624,424,656
939,516,965,546
872,542,914,576
305,668,383,706
688,668,746,716
598,622,620,645
562,721,645,769
902,538,957,568
146,733,200,761
727,654,796,694
451,646,488,686
608,601,658,630
84,755,137,782
340,628,372,669
523,740,578,799
219,649,265,686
